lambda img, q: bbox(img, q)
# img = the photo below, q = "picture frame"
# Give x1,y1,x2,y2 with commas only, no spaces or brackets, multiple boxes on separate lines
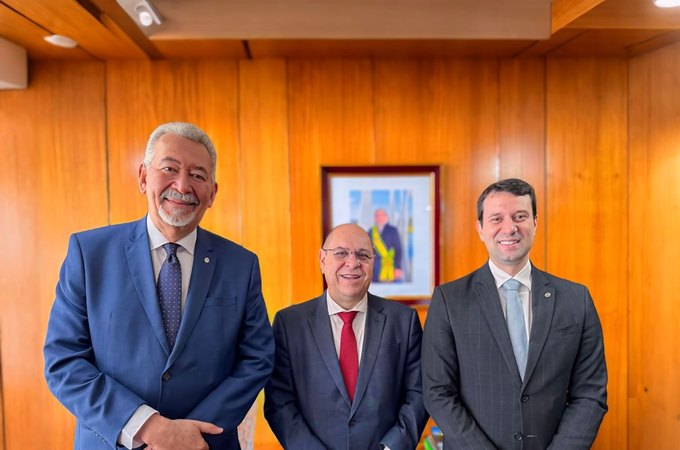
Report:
321,166,440,305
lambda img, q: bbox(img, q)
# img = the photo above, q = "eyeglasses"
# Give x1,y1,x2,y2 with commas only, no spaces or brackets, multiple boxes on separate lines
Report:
322,247,374,263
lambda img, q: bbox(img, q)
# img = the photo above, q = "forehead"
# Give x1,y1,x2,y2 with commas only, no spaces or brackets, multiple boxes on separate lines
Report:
483,192,532,215
327,226,373,249
153,134,211,166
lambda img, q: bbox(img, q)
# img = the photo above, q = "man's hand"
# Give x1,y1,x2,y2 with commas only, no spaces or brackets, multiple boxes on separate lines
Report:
138,413,223,450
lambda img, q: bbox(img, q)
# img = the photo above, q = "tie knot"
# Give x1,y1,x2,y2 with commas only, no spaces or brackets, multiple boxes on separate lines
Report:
503,278,521,292
162,243,179,256
338,311,358,325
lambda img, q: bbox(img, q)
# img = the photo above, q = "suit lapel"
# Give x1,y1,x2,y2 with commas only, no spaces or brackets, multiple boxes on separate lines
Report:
475,265,523,386
309,294,353,406
351,294,385,415
168,227,216,366
125,218,171,355
524,267,555,384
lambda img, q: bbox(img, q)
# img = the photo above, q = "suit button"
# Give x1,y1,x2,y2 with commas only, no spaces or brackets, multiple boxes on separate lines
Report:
349,420,357,427
162,372,171,381
514,432,523,441
521,395,529,402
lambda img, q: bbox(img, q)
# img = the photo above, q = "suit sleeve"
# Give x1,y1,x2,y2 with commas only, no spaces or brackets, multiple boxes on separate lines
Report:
421,286,496,449
264,312,327,450
547,287,608,449
379,309,429,450
186,255,275,431
43,234,146,448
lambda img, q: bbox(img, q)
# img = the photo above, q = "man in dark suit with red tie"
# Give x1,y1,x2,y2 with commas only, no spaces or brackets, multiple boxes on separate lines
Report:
264,224,428,450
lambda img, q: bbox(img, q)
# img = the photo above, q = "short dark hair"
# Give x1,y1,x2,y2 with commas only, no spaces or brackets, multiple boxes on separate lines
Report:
476,178,537,222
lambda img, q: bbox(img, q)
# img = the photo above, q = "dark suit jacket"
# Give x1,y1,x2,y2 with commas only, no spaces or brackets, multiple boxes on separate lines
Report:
422,263,607,450
43,217,274,450
264,292,428,450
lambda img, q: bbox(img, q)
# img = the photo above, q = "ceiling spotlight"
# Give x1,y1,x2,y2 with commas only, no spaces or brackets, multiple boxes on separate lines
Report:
44,34,78,49
134,0,162,27
653,0,680,7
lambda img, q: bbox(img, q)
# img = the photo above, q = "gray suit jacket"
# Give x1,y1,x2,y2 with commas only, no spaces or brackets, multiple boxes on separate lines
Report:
264,292,428,450
422,263,607,450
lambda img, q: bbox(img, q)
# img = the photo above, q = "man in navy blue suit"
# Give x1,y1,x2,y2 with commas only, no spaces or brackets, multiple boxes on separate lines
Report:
44,122,274,450
264,223,428,450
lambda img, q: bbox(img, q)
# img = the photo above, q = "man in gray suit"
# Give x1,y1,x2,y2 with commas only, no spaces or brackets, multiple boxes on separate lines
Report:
422,178,607,449
265,224,428,450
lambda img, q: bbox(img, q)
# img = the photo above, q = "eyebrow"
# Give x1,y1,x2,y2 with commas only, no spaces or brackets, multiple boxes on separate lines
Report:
158,156,209,175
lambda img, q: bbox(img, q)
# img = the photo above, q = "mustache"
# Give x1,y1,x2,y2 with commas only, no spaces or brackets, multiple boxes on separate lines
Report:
161,189,198,205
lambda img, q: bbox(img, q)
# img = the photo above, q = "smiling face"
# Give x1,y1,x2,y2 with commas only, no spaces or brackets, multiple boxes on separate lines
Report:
477,191,536,276
138,133,218,241
320,224,374,309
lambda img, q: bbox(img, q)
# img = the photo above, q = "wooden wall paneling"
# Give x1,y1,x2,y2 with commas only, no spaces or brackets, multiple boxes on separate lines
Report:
106,60,242,241
628,42,680,450
546,57,628,450
287,59,376,303
372,59,498,285
238,58,291,449
375,59,498,283
0,61,107,450
498,58,547,268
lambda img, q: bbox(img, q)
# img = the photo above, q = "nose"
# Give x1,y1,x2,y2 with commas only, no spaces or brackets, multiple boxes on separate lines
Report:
173,169,193,193
344,252,362,267
501,220,517,234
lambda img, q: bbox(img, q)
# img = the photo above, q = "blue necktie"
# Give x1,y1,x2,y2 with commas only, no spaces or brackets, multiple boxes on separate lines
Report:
158,243,182,350
502,278,528,379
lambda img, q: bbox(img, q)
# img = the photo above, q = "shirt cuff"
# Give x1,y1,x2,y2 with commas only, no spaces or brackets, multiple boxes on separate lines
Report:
117,405,158,449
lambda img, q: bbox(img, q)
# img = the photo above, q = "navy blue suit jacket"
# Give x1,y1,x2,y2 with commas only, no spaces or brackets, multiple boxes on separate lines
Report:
44,217,274,449
264,293,428,450
422,263,607,450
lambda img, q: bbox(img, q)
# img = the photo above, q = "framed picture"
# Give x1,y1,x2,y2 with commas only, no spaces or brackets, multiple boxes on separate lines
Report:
322,166,440,305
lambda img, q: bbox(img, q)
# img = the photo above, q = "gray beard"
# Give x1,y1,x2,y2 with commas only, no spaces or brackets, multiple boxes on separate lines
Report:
158,205,196,227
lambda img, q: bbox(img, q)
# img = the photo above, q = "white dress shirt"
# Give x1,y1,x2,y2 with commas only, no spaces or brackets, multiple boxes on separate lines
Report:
117,216,198,449
326,292,368,363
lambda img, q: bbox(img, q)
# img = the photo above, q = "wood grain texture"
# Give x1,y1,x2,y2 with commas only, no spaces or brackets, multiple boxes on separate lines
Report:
106,59,242,240
499,58,547,268
373,59,498,282
628,41,680,450
0,61,107,450
287,59,375,303
546,57,628,450
552,0,604,32
3,0,146,59
238,59,291,447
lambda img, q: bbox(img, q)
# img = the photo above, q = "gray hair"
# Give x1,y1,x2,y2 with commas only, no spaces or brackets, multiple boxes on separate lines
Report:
144,122,217,182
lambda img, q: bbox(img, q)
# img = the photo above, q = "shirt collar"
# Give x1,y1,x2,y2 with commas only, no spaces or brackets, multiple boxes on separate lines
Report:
326,292,368,316
146,215,197,255
488,259,532,290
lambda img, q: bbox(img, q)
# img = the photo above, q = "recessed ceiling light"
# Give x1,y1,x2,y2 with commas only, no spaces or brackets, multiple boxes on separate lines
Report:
653,0,680,8
44,34,78,49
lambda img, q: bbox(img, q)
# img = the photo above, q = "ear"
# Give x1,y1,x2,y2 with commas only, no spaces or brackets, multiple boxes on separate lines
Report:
319,248,327,272
476,220,484,241
138,164,148,193
207,182,218,207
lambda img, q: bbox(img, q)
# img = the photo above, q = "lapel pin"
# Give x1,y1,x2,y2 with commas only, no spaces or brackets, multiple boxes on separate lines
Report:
544,292,551,298
204,257,210,263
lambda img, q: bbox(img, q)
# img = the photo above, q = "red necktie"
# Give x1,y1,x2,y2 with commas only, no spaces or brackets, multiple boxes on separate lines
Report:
338,311,359,401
